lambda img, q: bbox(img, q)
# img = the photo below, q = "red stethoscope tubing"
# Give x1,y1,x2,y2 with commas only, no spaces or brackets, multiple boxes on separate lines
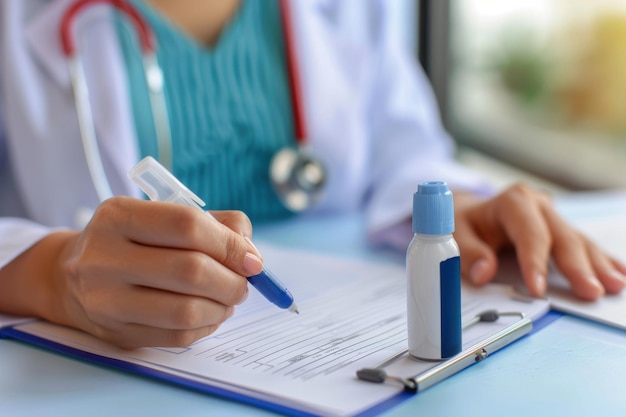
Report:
60,0,307,145
61,0,154,56
278,0,307,145
61,0,324,212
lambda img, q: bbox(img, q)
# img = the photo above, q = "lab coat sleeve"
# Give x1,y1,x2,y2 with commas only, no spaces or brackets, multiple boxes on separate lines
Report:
0,219,55,269
363,1,493,250
0,135,53,269
0,38,55,269
0,138,52,270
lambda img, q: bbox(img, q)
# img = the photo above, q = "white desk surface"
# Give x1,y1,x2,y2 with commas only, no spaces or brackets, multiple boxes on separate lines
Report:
3,193,626,417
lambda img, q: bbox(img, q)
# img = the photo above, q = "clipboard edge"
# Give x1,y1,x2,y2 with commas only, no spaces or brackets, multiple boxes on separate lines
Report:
410,316,533,393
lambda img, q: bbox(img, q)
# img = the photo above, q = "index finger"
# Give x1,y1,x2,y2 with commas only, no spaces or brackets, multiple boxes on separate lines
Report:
211,210,254,239
95,197,261,277
493,186,552,297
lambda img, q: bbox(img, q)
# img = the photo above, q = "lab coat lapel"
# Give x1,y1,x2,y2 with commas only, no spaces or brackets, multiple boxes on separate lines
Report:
290,0,370,210
25,0,141,198
23,0,73,88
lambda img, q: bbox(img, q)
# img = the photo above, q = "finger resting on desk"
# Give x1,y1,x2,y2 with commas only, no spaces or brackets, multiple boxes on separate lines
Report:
495,195,551,297
585,241,626,295
551,238,604,301
454,221,498,286
546,211,607,300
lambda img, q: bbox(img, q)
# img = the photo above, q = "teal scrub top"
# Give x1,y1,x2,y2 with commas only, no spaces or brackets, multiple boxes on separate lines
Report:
115,0,295,222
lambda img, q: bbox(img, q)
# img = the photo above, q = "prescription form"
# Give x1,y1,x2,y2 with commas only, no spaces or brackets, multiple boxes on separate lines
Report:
10,244,549,417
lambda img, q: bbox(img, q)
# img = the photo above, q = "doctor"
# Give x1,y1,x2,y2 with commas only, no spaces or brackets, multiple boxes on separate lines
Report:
0,0,624,349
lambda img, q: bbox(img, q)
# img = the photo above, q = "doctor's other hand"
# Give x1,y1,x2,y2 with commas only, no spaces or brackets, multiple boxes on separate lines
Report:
27,197,259,349
453,183,626,301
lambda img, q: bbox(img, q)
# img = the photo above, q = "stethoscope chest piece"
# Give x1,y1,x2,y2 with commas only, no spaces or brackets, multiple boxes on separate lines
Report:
270,146,326,212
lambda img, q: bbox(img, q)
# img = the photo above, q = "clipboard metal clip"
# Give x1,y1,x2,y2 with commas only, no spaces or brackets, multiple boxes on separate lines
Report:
356,310,532,393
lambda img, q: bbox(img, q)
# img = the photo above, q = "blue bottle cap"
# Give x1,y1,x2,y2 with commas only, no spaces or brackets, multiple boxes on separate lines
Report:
412,181,455,235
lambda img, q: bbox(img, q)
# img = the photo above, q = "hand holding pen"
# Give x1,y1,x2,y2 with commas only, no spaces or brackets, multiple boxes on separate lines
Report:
31,194,258,349
29,158,300,351
25,156,298,349
128,156,299,314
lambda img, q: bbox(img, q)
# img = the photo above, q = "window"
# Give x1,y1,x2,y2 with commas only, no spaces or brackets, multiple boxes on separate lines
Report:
448,0,626,190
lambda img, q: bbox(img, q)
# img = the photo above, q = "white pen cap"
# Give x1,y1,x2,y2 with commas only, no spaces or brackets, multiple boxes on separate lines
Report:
128,156,206,208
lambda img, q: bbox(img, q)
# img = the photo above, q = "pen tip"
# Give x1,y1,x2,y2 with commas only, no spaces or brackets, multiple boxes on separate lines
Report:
289,304,300,314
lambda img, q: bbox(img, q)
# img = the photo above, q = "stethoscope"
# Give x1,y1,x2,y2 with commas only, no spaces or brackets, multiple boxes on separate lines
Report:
61,0,326,212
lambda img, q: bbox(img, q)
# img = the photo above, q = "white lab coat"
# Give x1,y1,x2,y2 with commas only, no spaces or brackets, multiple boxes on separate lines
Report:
0,0,486,268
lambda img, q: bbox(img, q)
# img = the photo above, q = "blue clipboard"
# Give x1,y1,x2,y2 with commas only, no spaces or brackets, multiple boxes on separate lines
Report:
1,310,559,417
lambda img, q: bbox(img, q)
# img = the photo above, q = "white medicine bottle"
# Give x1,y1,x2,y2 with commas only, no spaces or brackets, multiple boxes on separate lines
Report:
407,181,462,360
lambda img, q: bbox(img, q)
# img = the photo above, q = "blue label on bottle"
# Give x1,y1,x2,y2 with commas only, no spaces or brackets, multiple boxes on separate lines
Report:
440,256,462,358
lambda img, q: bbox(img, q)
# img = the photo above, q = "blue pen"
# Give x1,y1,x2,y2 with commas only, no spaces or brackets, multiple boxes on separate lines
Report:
128,156,299,314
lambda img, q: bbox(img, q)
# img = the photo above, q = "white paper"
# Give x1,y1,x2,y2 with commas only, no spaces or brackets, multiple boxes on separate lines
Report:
13,245,549,417
0,314,35,329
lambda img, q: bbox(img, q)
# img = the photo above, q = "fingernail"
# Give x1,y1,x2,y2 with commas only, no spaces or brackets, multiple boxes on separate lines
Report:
610,270,626,284
243,252,263,276
244,237,261,258
588,276,605,298
533,273,546,297
469,259,489,284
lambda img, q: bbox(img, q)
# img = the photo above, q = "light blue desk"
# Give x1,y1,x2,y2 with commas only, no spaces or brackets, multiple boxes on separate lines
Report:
3,198,626,417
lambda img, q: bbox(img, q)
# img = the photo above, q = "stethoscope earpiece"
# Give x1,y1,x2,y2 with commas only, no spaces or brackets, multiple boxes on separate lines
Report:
270,147,326,212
